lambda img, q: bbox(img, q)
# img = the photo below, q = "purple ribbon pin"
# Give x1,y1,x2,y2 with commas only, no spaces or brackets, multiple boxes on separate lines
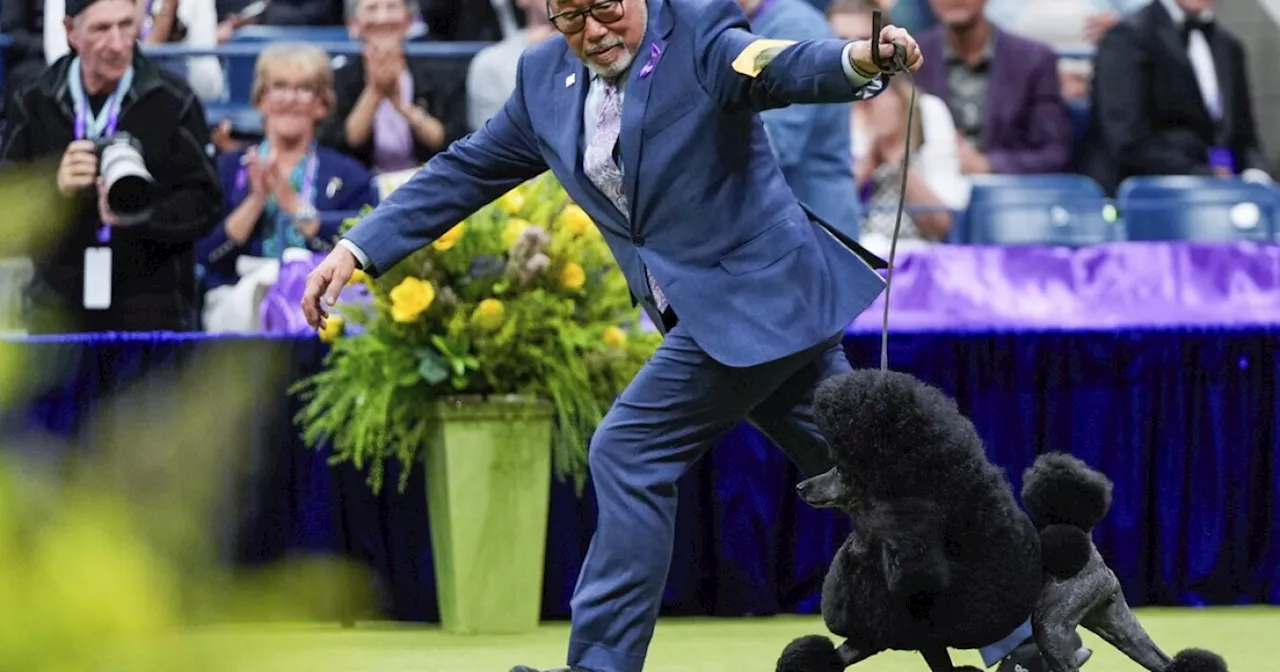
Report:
639,43,662,79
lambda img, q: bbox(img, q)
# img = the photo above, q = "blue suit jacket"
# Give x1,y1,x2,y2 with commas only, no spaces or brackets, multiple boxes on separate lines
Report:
198,146,375,290
752,0,861,237
344,0,890,368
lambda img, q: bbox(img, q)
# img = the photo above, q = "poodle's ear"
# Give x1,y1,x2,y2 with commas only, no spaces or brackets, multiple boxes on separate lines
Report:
1021,452,1113,531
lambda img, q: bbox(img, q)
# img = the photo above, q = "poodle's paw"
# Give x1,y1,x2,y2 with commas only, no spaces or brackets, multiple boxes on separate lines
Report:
1168,649,1228,672
777,635,843,672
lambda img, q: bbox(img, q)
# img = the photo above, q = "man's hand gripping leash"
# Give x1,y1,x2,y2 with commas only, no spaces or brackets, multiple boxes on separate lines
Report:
870,9,916,372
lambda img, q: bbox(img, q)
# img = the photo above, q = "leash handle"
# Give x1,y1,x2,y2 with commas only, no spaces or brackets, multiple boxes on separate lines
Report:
870,10,909,74
870,9,916,372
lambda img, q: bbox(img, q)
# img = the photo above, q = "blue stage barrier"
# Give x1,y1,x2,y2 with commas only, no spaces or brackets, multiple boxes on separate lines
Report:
0,327,1275,623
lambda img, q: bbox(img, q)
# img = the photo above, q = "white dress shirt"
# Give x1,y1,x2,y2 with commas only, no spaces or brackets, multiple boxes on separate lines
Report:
341,42,879,268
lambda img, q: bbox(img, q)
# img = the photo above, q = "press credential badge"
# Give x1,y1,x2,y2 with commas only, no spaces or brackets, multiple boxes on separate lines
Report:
83,247,112,309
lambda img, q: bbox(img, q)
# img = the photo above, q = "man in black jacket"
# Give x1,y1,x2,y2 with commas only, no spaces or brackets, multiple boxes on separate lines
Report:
0,0,223,334
1079,0,1270,195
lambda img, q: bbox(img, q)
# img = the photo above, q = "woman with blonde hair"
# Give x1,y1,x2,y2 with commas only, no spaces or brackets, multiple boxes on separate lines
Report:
828,0,970,256
197,43,374,331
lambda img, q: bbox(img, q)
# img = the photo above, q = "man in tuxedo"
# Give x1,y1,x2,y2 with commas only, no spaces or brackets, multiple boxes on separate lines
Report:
1080,0,1270,195
305,1,935,670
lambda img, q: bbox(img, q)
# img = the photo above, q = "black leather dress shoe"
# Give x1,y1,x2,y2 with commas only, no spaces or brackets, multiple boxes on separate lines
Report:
996,631,1092,672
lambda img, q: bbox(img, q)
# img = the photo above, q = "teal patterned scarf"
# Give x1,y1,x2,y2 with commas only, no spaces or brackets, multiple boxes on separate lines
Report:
259,140,317,259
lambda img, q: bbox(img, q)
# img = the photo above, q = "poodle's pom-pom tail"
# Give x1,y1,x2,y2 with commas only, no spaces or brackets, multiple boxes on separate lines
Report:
1021,452,1113,531
1041,523,1093,579
1168,649,1228,672
776,635,843,672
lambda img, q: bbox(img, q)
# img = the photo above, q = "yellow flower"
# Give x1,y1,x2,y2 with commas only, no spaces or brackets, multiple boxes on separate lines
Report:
432,224,465,251
389,277,435,323
557,204,594,236
471,298,506,332
347,268,368,286
603,326,627,350
318,315,345,342
560,262,586,291
503,218,531,247
498,189,525,215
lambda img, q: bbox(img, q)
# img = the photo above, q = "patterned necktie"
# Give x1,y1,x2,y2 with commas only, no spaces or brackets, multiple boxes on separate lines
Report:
584,81,669,313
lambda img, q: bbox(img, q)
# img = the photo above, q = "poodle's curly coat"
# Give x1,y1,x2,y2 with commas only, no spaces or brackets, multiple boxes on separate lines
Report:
777,369,1043,672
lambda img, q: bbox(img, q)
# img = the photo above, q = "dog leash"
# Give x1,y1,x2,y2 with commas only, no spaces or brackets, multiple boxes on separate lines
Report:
869,10,915,372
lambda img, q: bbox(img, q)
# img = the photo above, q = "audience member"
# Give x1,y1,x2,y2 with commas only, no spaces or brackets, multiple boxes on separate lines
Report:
135,0,226,100
1,0,52,99
915,0,1072,175
198,44,373,329
1079,0,1270,195
465,0,553,132
318,0,464,174
201,44,373,272
738,0,863,241
419,0,513,41
829,0,969,254
984,0,1148,100
0,0,221,334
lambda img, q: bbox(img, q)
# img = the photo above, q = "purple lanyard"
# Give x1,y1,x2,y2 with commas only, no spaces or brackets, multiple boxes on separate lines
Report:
71,64,128,245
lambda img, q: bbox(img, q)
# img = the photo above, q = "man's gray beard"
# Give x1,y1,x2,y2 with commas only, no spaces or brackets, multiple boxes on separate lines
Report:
586,49,637,79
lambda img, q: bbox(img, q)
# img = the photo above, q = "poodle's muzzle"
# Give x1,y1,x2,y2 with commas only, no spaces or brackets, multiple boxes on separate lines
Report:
797,466,864,510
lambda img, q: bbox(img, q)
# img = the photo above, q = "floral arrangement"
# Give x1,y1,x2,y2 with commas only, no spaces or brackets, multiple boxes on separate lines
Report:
291,173,661,494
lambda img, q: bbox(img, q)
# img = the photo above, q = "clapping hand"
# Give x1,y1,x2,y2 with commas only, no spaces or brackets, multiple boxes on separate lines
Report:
364,38,405,99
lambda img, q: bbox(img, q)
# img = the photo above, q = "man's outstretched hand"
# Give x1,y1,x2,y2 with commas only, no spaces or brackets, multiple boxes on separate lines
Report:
302,245,359,329
850,24,924,74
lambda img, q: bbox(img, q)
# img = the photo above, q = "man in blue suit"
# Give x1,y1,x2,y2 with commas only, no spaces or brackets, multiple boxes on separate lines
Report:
741,0,863,241
302,0,927,670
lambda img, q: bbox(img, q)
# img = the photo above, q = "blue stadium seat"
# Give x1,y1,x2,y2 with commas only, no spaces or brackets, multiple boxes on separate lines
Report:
960,174,1117,246
1116,176,1280,242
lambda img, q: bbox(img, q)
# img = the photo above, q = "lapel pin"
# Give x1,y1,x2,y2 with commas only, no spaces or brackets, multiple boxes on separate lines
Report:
639,44,662,79
566,73,577,87
327,177,342,199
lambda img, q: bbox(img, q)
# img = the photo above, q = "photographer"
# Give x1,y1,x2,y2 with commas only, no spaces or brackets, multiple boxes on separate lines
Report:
0,0,222,334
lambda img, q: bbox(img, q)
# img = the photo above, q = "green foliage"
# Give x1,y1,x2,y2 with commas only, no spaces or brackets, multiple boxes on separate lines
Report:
291,173,660,494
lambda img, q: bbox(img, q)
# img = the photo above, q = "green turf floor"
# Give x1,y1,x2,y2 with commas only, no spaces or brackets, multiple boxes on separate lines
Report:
186,607,1275,672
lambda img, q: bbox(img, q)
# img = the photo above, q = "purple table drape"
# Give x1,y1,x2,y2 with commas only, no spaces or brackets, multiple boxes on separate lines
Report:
848,241,1280,331
260,242,1280,334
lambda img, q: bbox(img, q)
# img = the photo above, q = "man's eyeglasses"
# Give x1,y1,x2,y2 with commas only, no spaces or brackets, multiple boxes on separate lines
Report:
548,0,625,34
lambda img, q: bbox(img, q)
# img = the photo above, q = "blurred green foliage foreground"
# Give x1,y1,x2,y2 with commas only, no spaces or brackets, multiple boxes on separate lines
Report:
0,164,377,671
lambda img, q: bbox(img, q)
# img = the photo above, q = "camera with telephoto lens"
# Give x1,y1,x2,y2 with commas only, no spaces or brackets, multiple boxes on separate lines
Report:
94,132,155,216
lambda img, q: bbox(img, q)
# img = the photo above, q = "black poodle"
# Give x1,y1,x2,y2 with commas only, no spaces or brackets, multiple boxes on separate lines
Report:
1022,452,1229,672
776,369,1044,672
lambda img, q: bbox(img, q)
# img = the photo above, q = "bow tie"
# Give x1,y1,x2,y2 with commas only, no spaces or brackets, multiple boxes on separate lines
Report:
1182,15,1215,40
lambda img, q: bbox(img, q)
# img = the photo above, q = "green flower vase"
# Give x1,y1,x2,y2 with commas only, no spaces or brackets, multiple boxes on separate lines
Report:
424,395,555,634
